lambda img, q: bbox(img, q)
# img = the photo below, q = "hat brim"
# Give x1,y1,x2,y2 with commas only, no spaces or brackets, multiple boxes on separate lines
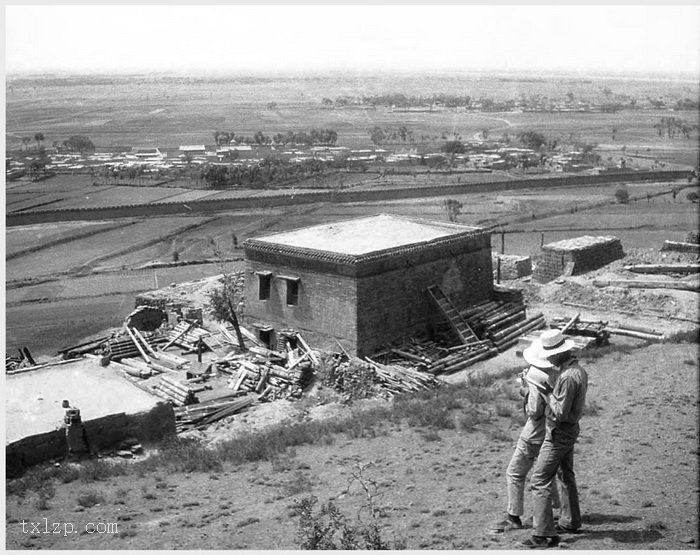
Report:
523,338,576,368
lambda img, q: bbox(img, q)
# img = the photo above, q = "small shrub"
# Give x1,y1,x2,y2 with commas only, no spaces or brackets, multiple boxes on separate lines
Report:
457,407,491,431
282,471,315,497
140,437,223,474
35,491,51,511
614,186,630,204
489,428,512,442
495,401,515,418
77,490,104,508
420,430,442,442
583,399,603,417
80,459,126,483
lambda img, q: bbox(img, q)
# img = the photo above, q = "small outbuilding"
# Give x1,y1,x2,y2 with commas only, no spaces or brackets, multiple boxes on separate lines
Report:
243,214,494,356
533,235,624,283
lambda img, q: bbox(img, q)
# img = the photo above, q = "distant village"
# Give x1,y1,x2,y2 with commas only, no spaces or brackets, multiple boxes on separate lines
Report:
7,87,697,186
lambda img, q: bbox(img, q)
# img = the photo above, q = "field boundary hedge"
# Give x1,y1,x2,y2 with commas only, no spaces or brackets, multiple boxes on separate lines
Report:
6,170,689,227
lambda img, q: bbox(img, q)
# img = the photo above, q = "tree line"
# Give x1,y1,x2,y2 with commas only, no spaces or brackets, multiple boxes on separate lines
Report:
214,129,338,147
200,156,338,189
653,117,696,139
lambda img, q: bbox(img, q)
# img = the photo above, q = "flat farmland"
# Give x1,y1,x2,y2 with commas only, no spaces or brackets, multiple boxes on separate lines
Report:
46,184,190,210
100,212,271,268
6,215,214,281
5,220,131,257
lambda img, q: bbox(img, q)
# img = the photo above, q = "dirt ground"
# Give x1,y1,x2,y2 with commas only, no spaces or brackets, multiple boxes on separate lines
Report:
5,339,698,550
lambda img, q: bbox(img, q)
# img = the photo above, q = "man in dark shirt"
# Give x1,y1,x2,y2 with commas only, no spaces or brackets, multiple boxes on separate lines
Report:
518,330,588,548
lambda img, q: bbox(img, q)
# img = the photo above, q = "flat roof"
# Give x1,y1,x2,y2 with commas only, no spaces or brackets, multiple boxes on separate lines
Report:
6,358,159,444
254,214,481,256
545,235,620,251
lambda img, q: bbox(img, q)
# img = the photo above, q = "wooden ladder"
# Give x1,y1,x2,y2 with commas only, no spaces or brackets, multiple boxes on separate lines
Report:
427,285,480,345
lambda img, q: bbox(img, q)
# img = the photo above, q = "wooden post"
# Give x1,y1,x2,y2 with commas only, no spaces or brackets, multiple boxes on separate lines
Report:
500,230,505,254
540,232,545,247
497,257,501,284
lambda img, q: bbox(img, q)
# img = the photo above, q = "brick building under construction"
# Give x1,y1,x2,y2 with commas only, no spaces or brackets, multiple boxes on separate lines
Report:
243,214,494,356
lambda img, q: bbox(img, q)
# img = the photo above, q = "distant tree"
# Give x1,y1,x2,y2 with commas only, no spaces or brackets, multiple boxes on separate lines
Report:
516,130,548,150
64,135,95,154
21,137,31,151
34,132,45,150
26,148,51,180
443,198,463,222
566,91,575,103
687,191,699,203
481,128,489,140
614,186,630,204
368,126,385,145
443,140,466,154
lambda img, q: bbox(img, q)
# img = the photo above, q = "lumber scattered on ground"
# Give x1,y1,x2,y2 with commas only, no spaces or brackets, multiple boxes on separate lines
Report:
624,264,700,275
594,278,699,292
660,240,700,254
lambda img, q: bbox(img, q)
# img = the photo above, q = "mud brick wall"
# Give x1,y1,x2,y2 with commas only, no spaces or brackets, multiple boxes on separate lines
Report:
5,402,175,478
243,260,359,354
534,236,624,283
356,246,493,357
492,254,532,280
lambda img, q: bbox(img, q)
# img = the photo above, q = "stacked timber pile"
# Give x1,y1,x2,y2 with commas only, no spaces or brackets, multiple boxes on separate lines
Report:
153,374,201,406
462,295,546,353
173,395,255,432
425,342,497,375
325,355,439,399
214,331,318,401
661,240,700,254
534,235,624,283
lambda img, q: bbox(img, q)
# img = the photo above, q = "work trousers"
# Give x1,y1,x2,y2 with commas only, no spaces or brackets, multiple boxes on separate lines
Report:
531,430,581,537
506,436,560,517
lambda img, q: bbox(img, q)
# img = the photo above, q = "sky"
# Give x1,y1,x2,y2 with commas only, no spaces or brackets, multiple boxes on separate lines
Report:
4,4,700,77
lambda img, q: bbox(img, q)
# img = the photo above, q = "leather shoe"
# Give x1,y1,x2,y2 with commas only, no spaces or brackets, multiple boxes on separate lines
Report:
556,524,582,534
517,535,560,548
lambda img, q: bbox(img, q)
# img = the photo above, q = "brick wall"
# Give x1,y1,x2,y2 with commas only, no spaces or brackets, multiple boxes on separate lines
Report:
243,260,359,352
356,247,493,356
533,237,624,283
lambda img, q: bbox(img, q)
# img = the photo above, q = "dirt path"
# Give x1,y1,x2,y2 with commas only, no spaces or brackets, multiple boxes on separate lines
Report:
6,342,697,549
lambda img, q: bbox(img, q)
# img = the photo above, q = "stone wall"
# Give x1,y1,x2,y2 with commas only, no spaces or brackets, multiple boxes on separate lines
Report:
533,236,624,283
493,253,532,280
6,402,175,478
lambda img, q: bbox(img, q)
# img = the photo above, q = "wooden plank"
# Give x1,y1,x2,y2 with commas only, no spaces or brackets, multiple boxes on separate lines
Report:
124,325,150,363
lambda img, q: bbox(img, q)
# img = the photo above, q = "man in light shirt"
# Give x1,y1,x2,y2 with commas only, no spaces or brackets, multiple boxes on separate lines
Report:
518,329,588,549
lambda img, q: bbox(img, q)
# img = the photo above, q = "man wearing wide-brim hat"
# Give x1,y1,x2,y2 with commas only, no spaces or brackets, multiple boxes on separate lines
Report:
489,334,563,534
518,329,589,549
